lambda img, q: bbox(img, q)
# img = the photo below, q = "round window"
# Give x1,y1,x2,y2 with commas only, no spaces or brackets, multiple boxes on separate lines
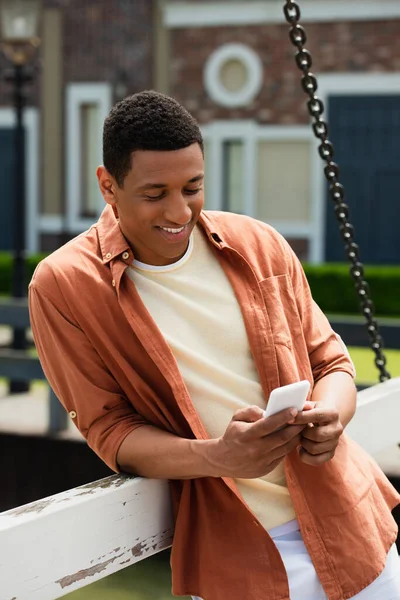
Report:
204,43,263,108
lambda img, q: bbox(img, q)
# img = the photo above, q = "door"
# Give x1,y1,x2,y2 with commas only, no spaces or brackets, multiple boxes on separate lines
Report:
325,96,400,264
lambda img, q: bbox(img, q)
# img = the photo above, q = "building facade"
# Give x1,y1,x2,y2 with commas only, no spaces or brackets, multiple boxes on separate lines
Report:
0,0,154,254
1,0,400,264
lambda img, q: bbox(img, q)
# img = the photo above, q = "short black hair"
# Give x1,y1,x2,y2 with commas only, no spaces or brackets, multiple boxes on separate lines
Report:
103,90,204,187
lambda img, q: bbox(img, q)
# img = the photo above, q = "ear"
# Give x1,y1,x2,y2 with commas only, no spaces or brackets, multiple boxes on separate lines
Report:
97,166,118,207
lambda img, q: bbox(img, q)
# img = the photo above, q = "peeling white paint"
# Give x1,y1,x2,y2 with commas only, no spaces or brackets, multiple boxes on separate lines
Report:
347,378,400,455
0,476,173,600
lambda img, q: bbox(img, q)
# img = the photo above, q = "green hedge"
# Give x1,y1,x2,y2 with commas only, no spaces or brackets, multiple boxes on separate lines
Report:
303,263,400,317
0,253,47,297
1,253,400,317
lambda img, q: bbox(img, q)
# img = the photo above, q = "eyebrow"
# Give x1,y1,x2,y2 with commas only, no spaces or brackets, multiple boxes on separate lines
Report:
139,174,204,190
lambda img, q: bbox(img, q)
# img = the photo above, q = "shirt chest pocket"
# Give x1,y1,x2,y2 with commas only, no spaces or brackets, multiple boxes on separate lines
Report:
259,274,303,349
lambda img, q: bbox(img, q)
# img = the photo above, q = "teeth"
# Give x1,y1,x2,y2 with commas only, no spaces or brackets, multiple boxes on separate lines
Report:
160,226,185,234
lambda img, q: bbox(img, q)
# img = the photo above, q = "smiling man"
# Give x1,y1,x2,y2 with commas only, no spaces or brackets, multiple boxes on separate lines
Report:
29,91,400,600
97,137,204,268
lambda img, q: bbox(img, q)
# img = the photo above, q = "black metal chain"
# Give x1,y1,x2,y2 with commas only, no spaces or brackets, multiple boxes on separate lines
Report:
283,0,391,382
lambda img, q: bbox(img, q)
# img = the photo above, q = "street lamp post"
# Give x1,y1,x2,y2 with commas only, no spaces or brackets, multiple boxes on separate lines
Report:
0,0,41,393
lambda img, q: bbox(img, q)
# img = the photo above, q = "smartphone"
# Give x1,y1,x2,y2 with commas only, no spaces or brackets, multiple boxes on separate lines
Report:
263,380,311,419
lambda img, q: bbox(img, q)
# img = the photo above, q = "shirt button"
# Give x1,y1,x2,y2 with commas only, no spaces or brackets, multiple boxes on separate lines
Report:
105,252,112,259
112,279,116,287
69,410,77,419
122,251,130,260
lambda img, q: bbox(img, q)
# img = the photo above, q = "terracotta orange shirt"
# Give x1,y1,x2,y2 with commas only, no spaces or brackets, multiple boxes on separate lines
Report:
29,206,399,600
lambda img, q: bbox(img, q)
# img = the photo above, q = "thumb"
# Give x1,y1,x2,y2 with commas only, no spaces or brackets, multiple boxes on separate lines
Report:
232,405,264,423
302,400,317,411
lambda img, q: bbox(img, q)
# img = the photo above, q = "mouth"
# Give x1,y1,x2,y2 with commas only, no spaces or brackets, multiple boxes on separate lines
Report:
156,224,190,242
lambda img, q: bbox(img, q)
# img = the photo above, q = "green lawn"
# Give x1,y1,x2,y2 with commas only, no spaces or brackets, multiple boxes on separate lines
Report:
348,346,400,384
64,551,186,600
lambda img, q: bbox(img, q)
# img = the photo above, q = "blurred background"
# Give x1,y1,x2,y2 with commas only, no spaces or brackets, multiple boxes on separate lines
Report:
0,1,400,598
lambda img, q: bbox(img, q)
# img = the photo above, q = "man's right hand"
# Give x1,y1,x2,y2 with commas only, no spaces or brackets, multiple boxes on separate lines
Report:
207,405,306,479
116,404,310,482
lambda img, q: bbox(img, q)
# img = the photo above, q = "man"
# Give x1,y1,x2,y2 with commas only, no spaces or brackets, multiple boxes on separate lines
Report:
29,91,400,600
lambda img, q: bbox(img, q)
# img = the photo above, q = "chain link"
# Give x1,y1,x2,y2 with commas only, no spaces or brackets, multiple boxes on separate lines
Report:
283,0,391,382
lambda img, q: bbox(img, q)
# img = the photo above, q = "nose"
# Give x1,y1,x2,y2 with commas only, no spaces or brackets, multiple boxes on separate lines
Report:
163,193,192,225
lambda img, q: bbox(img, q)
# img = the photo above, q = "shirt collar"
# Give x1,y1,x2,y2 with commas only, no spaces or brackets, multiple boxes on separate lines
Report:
97,205,133,265
197,212,225,248
96,205,226,266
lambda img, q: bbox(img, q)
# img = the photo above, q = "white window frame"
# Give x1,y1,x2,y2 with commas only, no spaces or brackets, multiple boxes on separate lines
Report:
66,83,112,233
312,72,400,264
165,1,400,29
204,74,400,265
0,108,39,254
202,120,316,258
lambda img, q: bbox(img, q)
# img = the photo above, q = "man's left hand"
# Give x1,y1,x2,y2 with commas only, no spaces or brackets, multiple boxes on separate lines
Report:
291,405,344,466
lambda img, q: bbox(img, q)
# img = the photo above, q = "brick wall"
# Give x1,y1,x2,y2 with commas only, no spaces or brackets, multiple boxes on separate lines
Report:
0,0,154,107
54,0,153,92
170,20,400,124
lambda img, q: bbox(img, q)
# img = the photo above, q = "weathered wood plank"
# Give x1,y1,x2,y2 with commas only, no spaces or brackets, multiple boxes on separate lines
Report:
0,298,31,329
347,376,400,455
328,315,400,349
0,349,46,380
0,475,173,600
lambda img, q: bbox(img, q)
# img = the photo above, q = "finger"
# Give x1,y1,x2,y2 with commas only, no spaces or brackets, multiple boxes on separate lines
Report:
302,400,317,412
269,433,304,462
232,405,265,423
302,423,343,443
268,424,306,448
252,407,300,436
298,448,335,466
300,437,339,456
292,407,339,426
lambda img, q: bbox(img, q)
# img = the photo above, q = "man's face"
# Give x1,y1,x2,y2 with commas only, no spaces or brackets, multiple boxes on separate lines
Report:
98,143,205,266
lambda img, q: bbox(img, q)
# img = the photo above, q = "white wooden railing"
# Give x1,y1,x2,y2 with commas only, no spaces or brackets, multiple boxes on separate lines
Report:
1,378,400,600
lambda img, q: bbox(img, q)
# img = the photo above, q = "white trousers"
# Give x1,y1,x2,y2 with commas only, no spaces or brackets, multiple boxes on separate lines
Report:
192,520,400,600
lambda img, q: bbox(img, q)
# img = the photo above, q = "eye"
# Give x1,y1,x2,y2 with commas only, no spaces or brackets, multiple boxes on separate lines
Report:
145,192,166,201
184,187,203,195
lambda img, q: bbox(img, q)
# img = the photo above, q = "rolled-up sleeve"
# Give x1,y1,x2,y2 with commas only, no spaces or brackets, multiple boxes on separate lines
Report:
282,239,356,382
29,280,150,472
